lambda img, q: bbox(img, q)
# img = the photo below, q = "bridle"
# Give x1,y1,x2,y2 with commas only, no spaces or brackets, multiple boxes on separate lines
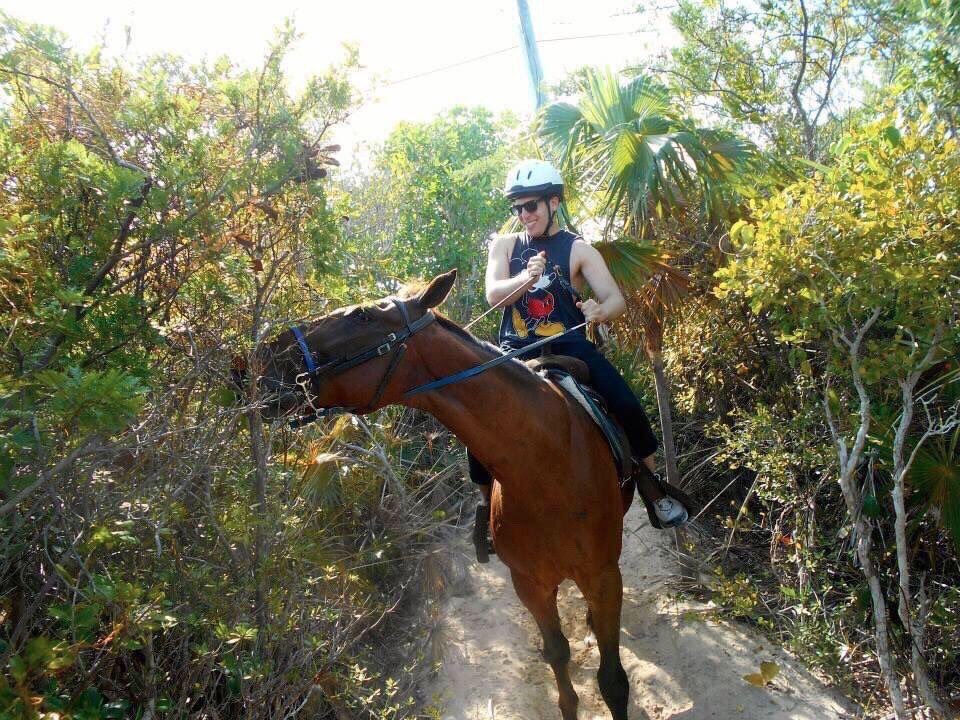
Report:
279,297,588,429
285,298,435,427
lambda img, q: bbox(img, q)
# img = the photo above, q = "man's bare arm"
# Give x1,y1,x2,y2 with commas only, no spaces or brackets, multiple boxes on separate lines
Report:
573,241,626,322
485,235,543,307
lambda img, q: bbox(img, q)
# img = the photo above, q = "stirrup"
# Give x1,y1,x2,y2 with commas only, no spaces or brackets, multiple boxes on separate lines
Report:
473,503,494,563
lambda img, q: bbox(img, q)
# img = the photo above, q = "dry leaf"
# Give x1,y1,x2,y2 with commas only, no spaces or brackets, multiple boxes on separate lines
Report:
743,673,766,687
743,660,780,687
760,661,780,682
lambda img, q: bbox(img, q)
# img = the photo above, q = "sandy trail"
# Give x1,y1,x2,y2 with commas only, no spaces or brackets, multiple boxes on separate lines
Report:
428,502,856,720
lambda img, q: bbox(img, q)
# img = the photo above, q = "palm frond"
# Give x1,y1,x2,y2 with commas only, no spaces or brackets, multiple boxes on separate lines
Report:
580,68,629,130
538,101,584,165
594,240,663,290
910,425,960,551
539,68,760,234
626,75,671,119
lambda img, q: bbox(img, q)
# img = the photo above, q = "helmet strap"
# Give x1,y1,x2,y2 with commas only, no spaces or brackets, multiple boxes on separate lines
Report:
541,196,558,240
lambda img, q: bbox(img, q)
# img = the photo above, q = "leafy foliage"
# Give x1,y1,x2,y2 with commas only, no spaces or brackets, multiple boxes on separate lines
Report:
336,107,519,325
715,118,959,382
538,67,756,236
910,420,960,550
663,0,907,160
0,14,464,720
1,1,959,717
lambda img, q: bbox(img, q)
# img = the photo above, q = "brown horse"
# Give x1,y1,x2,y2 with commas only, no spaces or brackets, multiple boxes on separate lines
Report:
254,269,637,719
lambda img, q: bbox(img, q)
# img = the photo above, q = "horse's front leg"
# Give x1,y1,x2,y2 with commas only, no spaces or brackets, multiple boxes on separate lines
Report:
509,570,578,720
579,565,629,720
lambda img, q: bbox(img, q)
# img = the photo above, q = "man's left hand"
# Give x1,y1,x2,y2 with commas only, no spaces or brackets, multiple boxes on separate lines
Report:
576,299,606,323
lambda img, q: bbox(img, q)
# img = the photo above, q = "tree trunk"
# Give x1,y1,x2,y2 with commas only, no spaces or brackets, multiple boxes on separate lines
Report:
246,410,271,637
835,428,906,719
646,346,680,486
891,359,949,718
826,311,908,718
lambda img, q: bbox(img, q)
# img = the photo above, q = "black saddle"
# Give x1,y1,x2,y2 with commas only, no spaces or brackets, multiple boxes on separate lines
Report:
525,355,590,384
525,355,699,529
525,355,632,481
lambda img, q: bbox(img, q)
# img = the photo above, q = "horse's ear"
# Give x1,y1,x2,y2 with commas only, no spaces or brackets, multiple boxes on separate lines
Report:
417,269,457,309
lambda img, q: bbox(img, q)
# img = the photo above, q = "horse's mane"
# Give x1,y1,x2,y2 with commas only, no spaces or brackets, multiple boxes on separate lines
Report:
397,280,536,382
433,313,496,352
397,280,428,300
430,313,538,384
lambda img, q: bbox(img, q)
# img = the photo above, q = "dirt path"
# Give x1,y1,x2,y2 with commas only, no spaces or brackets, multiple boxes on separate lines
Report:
428,502,857,720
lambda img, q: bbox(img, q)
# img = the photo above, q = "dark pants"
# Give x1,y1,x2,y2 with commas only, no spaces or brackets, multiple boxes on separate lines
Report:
468,339,658,485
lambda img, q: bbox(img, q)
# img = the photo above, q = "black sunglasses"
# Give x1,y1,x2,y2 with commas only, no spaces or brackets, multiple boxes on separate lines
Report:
510,198,543,216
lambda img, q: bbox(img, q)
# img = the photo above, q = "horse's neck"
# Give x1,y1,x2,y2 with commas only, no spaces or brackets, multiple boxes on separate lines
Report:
405,326,562,480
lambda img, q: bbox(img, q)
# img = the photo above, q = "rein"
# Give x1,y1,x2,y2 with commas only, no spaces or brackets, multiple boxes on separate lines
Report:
402,322,587,398
284,297,588,428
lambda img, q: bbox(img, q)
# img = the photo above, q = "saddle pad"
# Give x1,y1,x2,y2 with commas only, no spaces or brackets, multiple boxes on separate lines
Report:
545,370,633,481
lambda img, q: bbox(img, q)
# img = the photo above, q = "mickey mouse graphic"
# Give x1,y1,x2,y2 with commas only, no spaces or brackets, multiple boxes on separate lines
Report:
510,248,568,338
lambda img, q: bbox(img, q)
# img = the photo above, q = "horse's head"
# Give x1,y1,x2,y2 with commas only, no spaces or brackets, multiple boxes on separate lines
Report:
253,269,457,420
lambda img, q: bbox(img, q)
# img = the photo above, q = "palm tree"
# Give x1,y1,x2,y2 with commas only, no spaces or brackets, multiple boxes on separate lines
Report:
540,68,754,236
538,67,754,488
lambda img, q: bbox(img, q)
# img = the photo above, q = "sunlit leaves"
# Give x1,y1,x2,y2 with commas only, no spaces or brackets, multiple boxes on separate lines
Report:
537,67,757,237
0,13,381,718
337,107,516,324
34,367,147,434
666,0,907,160
715,120,960,382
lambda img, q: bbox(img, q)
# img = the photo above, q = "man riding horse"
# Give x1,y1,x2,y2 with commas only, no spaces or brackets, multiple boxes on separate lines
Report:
470,159,689,561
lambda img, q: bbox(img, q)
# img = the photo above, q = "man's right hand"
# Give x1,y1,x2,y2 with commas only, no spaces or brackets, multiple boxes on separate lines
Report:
526,251,547,283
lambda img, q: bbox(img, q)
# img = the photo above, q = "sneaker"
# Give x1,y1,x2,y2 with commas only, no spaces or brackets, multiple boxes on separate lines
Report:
654,497,689,528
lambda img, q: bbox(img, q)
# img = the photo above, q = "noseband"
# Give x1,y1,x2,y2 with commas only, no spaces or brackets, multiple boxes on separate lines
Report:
285,298,435,427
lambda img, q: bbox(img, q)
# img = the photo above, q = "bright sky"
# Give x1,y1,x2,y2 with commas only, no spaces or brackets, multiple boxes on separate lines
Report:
4,0,679,163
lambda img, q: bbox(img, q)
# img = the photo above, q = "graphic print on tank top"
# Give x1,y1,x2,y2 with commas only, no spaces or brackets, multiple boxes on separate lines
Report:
512,244,567,338
499,230,587,348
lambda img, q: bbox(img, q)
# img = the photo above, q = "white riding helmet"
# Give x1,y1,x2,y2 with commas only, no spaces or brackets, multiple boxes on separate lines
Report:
503,159,564,200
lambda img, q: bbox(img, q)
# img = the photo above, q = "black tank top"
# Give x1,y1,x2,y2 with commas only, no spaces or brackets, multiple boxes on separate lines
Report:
498,229,587,350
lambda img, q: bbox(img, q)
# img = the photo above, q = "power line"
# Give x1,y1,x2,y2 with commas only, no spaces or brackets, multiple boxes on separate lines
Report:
384,45,517,87
383,30,649,87
541,30,654,43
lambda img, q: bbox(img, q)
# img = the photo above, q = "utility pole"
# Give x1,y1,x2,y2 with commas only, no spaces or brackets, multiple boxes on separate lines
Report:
515,0,546,110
